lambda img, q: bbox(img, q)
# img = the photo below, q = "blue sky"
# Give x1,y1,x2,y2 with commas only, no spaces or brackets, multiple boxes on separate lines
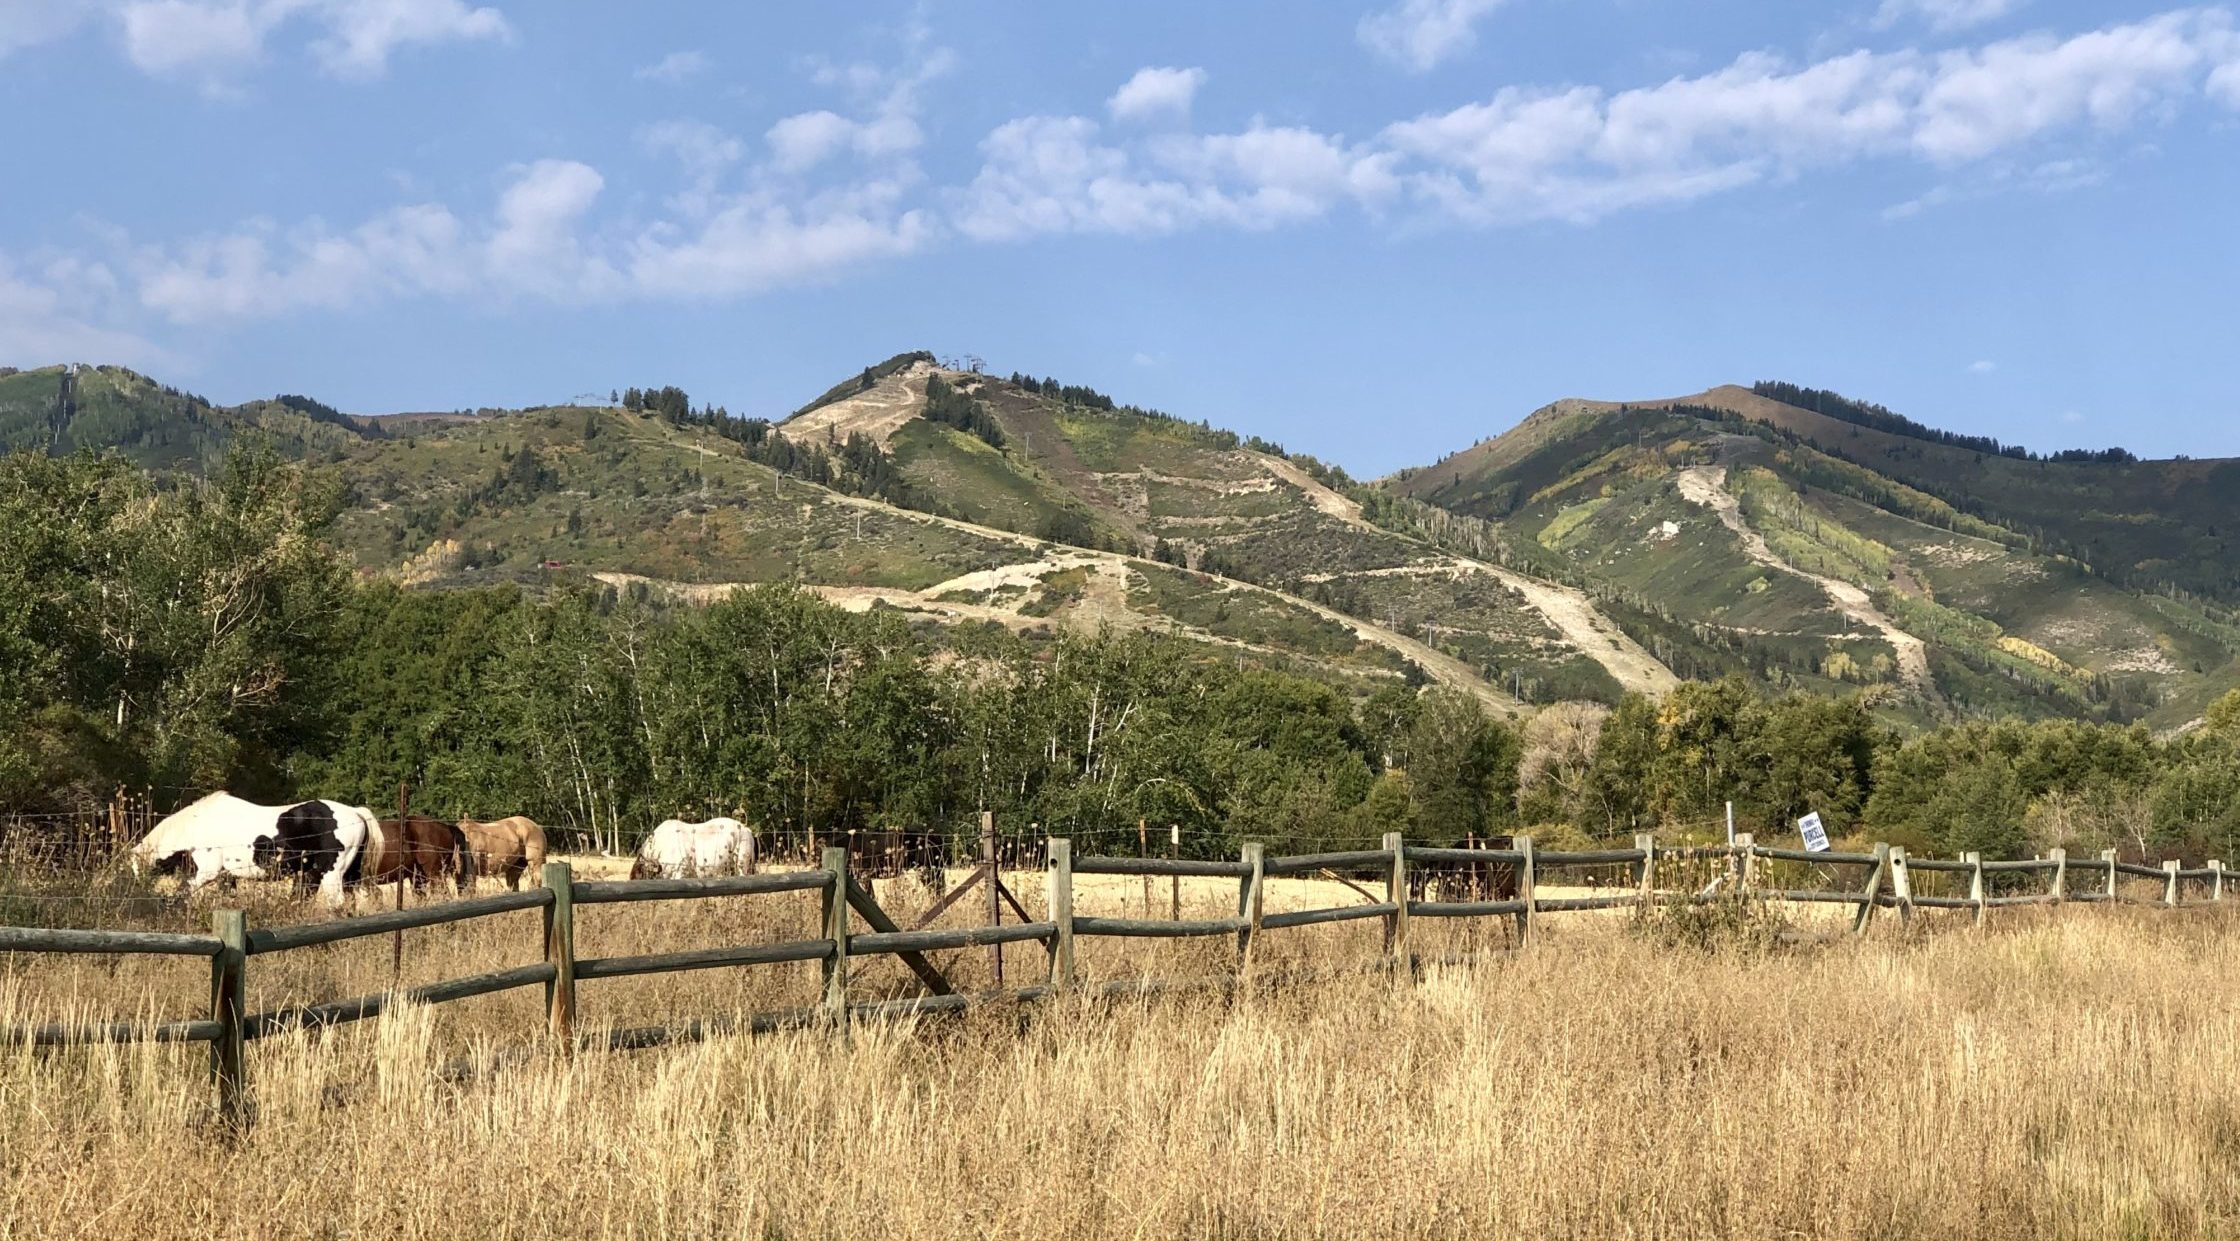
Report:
3,0,2237,474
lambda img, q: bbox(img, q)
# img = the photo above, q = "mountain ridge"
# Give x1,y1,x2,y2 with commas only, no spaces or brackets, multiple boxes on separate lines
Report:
9,353,2236,728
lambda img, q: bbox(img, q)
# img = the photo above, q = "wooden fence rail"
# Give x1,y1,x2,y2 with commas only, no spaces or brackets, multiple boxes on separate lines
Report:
2,833,2231,1131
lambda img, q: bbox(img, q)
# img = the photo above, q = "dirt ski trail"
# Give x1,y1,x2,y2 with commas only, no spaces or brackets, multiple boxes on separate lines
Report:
1675,465,1931,689
1257,454,1680,696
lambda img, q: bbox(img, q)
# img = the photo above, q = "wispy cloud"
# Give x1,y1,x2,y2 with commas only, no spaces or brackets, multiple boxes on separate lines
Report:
1358,0,1516,73
1874,0,2026,34
635,49,706,83
1969,359,1997,373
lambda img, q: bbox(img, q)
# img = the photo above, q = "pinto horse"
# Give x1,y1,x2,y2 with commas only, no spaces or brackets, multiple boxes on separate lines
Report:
366,814,469,891
131,792,378,907
455,816,548,891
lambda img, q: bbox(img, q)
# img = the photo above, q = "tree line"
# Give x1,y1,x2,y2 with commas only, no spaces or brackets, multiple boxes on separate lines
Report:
6,444,2240,863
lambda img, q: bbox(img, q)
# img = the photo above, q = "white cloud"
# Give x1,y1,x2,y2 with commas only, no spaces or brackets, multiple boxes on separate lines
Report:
116,0,273,80
130,160,618,320
0,256,175,371
639,118,744,183
33,5,2240,347
764,32,950,173
1358,0,1514,73
6,0,507,82
1912,12,2220,161
308,0,509,79
1968,359,1997,373
952,116,1393,242
2059,410,2086,425
0,0,94,57
635,49,706,83
1375,10,2236,224
1874,0,2025,34
767,110,865,170
1108,66,1205,123
627,199,931,299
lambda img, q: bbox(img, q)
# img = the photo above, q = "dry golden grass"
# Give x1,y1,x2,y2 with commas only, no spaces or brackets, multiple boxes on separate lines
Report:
5,874,2240,1240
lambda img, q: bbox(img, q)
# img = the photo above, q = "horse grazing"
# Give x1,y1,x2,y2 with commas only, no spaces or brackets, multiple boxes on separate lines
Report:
455,816,547,891
1407,835,1521,904
632,817,756,879
366,814,469,891
130,792,377,907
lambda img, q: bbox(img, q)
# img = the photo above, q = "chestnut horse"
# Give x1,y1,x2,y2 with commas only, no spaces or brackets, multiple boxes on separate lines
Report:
456,816,548,890
366,814,469,891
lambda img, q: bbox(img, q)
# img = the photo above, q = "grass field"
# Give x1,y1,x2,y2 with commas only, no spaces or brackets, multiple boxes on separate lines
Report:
4,863,2238,1239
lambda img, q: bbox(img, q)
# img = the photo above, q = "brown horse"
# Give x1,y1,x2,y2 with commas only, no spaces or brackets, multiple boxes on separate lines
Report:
456,816,548,890
364,814,469,891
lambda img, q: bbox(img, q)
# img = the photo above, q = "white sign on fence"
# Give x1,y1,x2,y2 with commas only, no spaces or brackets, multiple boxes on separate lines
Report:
1798,812,1831,853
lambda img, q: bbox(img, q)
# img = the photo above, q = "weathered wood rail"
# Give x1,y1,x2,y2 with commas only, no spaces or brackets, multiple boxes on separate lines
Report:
1,833,2227,1129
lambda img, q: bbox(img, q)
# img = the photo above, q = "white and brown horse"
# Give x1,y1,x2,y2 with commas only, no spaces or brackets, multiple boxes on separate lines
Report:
455,816,548,890
632,817,757,879
130,792,379,907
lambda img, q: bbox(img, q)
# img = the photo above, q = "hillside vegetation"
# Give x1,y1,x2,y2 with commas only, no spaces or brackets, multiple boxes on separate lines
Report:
1390,384,2240,730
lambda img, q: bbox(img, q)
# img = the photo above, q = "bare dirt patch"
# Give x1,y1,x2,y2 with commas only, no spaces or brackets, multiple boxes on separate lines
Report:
1677,466,1931,689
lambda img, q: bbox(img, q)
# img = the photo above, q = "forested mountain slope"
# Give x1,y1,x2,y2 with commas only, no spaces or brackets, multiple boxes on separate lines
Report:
1388,385,2240,729
16,352,2237,729
0,364,369,469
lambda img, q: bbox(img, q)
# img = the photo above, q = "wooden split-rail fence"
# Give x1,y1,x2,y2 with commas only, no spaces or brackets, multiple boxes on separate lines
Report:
0,831,2228,1131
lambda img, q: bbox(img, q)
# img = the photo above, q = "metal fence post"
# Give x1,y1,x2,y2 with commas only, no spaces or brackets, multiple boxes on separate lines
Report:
209,909,248,1132
542,861,575,1044
822,847,850,1031
981,811,1002,987
1047,838,1075,990
2163,859,2181,908
1515,834,1537,949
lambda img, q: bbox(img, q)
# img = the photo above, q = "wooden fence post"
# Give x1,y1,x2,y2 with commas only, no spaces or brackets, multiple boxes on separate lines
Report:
2102,848,2119,904
2163,859,2181,908
1515,834,1537,949
2211,860,2225,903
1634,833,1655,912
1138,818,1151,917
1888,847,1914,928
1236,843,1265,977
1965,852,1985,927
1047,839,1075,990
2049,847,2066,902
1734,832,1755,894
822,847,850,1029
209,908,248,1132
1853,843,1889,935
1382,832,1408,965
542,861,575,1044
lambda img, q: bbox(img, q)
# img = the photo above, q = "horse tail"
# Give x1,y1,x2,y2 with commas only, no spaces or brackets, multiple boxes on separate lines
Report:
445,822,470,886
